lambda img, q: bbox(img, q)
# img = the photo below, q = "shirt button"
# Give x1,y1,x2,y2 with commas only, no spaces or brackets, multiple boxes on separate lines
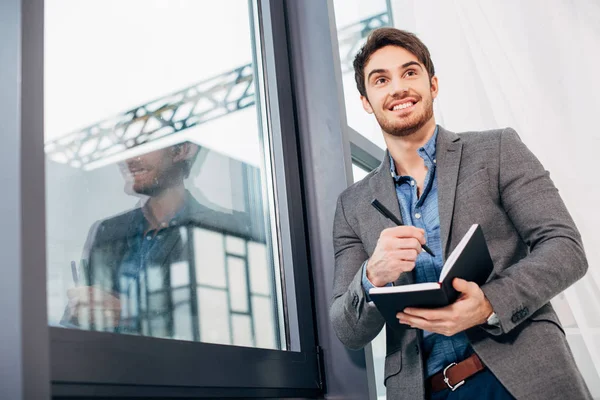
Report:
433,159,437,164
415,213,421,219
410,180,415,186
146,236,152,241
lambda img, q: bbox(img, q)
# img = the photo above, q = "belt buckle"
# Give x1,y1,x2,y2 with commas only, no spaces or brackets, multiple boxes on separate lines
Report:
443,362,465,392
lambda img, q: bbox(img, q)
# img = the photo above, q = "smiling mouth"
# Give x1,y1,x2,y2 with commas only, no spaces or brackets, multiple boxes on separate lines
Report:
390,101,417,111
129,169,149,177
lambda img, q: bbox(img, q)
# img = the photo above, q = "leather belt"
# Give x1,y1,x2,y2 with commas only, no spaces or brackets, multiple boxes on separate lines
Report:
427,353,485,393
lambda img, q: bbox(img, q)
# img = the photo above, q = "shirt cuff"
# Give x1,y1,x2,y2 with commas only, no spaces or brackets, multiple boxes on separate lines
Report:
361,260,392,302
485,311,501,327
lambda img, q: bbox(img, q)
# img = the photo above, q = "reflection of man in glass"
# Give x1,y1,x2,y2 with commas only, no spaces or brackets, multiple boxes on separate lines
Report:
62,142,251,338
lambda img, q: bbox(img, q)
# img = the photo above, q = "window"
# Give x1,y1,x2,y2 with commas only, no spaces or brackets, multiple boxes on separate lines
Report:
46,0,282,351
44,0,320,396
333,0,392,150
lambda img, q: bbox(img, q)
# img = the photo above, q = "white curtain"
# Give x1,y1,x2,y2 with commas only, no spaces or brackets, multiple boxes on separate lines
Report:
389,0,600,396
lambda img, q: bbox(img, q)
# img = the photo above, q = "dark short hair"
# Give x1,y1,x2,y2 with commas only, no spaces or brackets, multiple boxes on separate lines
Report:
353,28,435,98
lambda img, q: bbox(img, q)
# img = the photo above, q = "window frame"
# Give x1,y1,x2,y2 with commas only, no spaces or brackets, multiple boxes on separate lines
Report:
42,0,320,397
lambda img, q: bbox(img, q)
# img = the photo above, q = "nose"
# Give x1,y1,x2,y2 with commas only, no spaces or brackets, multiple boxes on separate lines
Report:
126,156,141,164
390,79,408,97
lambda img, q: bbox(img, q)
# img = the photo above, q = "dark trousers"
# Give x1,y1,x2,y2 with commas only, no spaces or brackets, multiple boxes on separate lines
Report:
429,368,515,400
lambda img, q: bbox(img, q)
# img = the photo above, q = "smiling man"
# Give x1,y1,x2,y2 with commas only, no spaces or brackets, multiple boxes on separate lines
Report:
330,28,591,400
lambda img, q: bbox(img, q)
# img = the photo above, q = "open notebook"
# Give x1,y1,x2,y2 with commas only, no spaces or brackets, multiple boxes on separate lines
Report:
368,224,493,324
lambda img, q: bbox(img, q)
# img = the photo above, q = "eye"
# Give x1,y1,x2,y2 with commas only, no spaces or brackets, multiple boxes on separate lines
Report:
404,69,418,78
374,76,388,85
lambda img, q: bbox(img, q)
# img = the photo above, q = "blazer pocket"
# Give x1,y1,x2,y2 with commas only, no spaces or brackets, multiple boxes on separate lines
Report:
383,348,402,387
455,168,490,200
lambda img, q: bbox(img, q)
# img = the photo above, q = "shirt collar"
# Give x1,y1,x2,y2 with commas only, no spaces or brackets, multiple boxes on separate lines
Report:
141,190,191,233
389,125,439,179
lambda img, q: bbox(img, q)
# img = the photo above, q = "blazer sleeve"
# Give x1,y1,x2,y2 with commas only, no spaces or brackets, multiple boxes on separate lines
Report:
481,127,588,335
329,194,389,350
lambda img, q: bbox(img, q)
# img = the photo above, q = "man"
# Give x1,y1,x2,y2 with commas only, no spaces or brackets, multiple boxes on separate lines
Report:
330,28,591,399
63,142,251,337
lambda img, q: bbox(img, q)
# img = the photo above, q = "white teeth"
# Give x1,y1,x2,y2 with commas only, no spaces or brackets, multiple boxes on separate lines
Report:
392,102,414,111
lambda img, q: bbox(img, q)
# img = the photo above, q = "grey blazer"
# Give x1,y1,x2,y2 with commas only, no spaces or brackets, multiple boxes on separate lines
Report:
330,126,591,400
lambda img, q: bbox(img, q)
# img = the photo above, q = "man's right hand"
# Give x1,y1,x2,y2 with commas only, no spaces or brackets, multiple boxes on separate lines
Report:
66,286,122,328
366,226,426,287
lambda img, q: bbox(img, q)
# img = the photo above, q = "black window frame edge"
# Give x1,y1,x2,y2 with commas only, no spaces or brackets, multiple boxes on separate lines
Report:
19,0,322,397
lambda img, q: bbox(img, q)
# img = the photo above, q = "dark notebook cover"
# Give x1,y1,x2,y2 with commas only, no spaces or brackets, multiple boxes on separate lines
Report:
369,224,493,325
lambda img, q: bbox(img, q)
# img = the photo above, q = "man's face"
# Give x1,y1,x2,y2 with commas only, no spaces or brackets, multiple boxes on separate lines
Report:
360,45,438,137
122,147,181,196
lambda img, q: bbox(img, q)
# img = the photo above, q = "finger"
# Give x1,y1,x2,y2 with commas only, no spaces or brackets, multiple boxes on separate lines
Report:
396,260,416,273
453,278,477,294
384,226,425,240
400,307,449,321
398,314,458,336
385,257,416,272
397,314,433,330
387,237,423,253
67,286,91,299
390,249,419,262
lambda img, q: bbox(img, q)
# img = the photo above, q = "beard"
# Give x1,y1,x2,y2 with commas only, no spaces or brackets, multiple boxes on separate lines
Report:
373,93,434,138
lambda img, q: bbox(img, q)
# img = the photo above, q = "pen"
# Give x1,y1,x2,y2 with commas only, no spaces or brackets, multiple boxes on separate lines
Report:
71,261,80,286
371,199,436,257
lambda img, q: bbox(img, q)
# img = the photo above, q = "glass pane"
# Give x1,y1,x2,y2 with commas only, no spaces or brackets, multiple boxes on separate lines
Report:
45,0,284,350
198,288,231,345
333,0,391,150
352,163,370,182
227,256,249,313
248,242,271,296
252,296,277,350
226,235,246,256
194,228,227,288
232,314,254,347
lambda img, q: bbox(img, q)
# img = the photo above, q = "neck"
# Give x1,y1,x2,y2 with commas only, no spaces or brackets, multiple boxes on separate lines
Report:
144,184,186,227
384,118,437,176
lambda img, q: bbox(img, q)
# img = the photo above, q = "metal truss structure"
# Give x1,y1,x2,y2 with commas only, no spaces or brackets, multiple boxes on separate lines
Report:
45,13,390,168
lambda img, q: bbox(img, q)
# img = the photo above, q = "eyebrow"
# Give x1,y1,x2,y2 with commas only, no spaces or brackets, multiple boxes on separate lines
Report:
366,61,424,82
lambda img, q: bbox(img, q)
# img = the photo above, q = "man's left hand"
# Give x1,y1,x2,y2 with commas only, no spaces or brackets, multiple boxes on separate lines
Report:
396,278,493,336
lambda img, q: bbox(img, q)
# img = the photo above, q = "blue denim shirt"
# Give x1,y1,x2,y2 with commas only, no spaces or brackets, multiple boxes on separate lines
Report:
362,126,471,377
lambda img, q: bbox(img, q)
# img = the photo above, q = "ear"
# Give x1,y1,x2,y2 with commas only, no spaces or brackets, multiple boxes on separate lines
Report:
430,75,439,100
172,142,199,163
361,95,374,114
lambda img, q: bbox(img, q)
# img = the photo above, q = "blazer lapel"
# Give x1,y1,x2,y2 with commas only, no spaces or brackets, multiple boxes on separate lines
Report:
368,152,416,286
436,126,463,259
368,151,403,229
